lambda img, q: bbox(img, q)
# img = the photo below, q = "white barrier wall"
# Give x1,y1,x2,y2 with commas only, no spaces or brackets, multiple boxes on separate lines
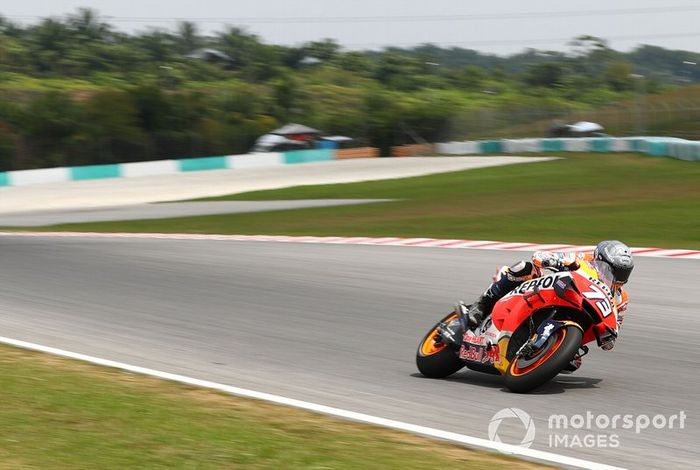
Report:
435,142,480,154
502,139,542,153
8,167,71,186
122,160,179,178
436,137,700,161
228,152,284,169
0,150,325,188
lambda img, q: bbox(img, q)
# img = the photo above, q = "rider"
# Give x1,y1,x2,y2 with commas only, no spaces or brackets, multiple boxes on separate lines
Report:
438,240,634,352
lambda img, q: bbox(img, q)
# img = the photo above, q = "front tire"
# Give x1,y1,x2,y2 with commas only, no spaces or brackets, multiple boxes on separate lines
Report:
416,312,464,378
504,325,582,393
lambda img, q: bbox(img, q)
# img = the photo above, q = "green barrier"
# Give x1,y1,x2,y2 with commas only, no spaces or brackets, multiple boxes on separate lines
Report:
0,172,8,187
540,139,564,152
283,148,334,164
70,164,121,181
479,140,503,153
178,156,228,172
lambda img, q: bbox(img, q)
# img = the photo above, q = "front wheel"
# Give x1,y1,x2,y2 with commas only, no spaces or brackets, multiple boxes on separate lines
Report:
416,312,464,378
504,325,582,393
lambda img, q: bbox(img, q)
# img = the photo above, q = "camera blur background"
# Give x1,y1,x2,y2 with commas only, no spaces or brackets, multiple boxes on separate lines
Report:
2,1,700,170
1,2,699,469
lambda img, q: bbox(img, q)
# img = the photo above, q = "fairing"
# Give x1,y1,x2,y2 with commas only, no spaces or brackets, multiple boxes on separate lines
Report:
463,262,619,374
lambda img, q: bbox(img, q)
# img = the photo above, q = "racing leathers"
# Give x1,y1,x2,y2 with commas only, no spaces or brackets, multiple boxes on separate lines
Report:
438,251,629,352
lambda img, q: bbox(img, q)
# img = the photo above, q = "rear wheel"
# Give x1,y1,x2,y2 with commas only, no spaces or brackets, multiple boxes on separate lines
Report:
416,312,464,378
504,325,582,393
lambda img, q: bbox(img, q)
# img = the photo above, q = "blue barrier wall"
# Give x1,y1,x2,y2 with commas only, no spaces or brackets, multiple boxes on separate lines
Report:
283,148,334,164
0,147,347,187
70,164,122,181
178,156,229,172
437,137,700,161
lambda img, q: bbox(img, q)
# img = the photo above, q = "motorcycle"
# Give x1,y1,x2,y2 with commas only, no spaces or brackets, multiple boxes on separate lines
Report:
416,260,621,393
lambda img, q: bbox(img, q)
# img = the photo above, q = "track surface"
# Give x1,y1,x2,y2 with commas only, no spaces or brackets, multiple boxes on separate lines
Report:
0,200,390,226
0,236,697,468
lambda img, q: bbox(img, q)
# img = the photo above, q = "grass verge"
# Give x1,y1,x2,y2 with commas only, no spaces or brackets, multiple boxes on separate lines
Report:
0,344,543,469
7,153,700,249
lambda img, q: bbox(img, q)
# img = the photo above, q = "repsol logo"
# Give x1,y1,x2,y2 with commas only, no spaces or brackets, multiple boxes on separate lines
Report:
510,274,567,295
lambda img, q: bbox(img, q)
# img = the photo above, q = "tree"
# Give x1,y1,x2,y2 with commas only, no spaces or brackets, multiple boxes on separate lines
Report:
78,91,149,164
176,21,199,54
523,62,567,88
67,8,110,42
19,93,80,167
604,61,634,91
216,27,262,69
272,74,300,119
336,51,375,75
363,89,400,155
452,65,486,90
135,30,176,64
26,18,74,74
0,100,21,170
374,52,424,90
303,39,340,62
568,35,616,78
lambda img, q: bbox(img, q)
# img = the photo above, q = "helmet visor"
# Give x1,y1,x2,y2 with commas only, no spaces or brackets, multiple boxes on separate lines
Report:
591,261,616,290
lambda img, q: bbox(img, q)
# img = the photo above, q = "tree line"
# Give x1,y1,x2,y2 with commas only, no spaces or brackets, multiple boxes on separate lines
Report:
1,9,698,170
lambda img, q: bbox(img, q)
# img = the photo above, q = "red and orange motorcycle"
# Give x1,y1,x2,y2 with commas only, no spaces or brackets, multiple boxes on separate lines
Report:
416,260,621,393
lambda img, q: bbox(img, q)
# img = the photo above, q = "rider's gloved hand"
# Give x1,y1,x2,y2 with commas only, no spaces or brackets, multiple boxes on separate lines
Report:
597,326,618,351
532,251,579,272
600,335,616,351
542,258,565,270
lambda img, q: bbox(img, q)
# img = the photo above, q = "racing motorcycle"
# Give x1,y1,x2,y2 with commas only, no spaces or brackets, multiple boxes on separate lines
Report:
416,260,621,393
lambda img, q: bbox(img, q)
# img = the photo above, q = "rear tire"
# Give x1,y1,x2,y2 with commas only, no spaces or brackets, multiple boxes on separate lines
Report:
504,325,582,393
416,312,464,378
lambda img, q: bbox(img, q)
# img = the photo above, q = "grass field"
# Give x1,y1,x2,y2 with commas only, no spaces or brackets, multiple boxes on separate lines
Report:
24,153,700,249
0,344,544,469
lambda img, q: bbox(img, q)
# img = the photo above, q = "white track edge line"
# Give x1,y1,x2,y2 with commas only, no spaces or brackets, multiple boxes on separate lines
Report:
0,335,625,470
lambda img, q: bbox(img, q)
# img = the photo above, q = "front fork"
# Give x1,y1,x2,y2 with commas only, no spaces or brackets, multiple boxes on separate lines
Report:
515,318,582,358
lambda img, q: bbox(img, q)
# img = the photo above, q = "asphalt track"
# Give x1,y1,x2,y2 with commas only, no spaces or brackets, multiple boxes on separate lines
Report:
0,235,697,469
0,200,391,226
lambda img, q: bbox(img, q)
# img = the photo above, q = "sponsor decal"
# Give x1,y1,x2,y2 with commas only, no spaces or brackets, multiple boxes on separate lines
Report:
542,323,555,337
459,343,501,364
462,331,485,345
507,273,566,296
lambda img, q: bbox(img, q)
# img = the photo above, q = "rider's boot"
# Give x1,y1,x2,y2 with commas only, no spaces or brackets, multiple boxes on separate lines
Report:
464,294,492,329
436,302,468,348
465,274,521,328
440,262,536,344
